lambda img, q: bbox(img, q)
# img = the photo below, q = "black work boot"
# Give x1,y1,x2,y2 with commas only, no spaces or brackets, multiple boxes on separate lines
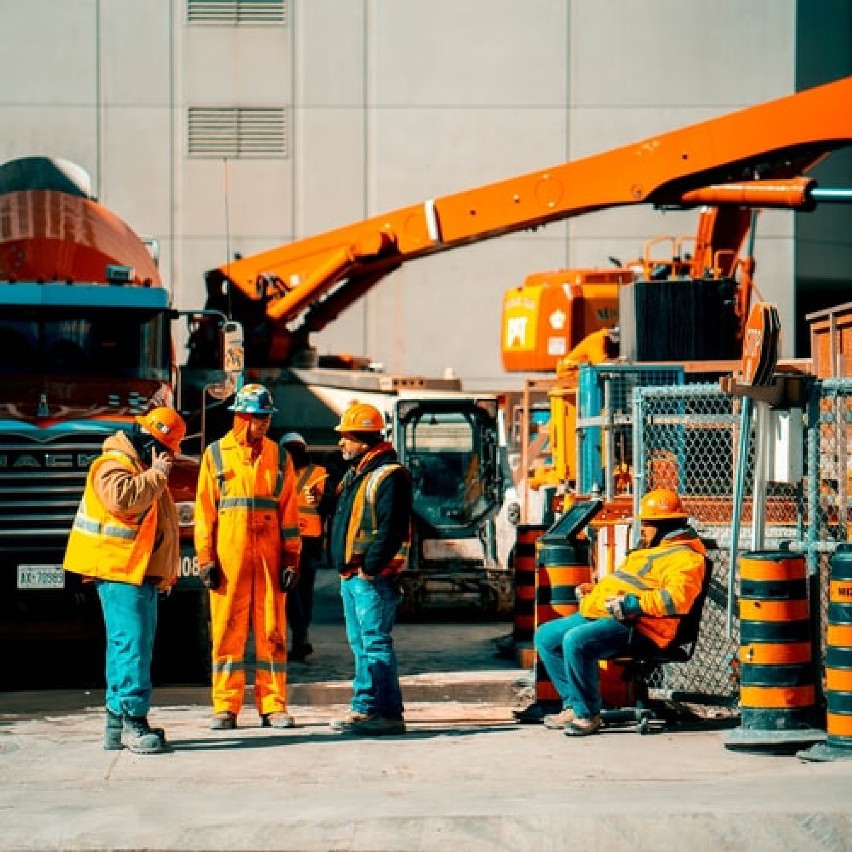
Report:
103,709,123,751
123,715,167,754
104,709,166,752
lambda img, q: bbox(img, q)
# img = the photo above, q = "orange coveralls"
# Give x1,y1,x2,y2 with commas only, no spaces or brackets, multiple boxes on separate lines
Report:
194,421,301,716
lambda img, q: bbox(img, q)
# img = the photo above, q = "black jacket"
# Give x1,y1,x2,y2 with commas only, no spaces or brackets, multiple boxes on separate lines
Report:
328,443,412,578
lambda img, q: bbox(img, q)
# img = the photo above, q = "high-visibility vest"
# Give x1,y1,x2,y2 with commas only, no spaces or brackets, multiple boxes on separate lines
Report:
344,463,410,575
295,463,327,538
63,450,157,586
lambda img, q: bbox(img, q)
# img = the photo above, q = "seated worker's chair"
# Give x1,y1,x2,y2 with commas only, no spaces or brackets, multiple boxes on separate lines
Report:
600,555,714,734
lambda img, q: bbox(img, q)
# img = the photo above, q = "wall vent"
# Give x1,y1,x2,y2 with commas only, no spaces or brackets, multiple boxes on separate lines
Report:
188,107,287,158
187,0,286,25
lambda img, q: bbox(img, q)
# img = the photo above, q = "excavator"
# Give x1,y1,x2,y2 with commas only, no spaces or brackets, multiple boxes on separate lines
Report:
183,75,852,612
189,75,852,370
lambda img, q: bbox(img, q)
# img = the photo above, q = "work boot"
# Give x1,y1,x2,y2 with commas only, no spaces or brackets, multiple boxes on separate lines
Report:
543,707,576,729
564,714,603,737
261,711,296,729
104,710,166,751
329,710,374,732
103,709,123,751
121,715,166,754
210,710,237,731
335,715,406,736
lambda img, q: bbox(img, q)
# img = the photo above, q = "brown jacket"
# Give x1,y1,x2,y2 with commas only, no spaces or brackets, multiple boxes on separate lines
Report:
64,431,179,589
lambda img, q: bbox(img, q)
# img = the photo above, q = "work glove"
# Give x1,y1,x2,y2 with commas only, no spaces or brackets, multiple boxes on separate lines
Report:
279,558,299,593
279,568,298,593
606,593,641,622
200,561,221,591
621,593,642,618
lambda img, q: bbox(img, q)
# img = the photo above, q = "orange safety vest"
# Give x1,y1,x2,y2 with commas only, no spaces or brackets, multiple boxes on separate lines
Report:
63,450,157,586
344,463,410,575
294,463,327,538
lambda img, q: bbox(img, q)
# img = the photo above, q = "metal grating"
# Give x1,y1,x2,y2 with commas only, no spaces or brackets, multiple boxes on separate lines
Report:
0,433,104,547
187,0,286,25
188,107,287,158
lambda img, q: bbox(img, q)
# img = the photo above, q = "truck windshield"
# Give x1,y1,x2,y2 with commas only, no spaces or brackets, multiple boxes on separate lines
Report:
0,306,170,379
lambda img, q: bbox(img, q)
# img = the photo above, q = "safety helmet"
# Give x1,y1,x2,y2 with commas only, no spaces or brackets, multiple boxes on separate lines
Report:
135,407,186,454
637,488,687,521
334,402,385,433
280,431,306,447
227,383,277,415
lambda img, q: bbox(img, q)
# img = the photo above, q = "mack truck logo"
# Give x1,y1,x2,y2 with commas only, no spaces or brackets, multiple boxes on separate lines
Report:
0,452,99,469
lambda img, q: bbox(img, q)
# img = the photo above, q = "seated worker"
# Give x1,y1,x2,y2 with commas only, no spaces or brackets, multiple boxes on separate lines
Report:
530,488,706,737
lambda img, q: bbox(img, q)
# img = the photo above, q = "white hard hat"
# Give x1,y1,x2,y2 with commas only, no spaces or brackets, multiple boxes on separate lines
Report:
280,431,307,447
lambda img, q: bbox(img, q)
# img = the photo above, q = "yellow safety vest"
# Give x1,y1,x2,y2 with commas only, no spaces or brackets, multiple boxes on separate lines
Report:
344,464,410,575
63,450,158,586
295,463,327,538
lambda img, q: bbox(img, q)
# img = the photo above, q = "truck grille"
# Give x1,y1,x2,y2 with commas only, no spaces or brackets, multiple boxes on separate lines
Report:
0,434,103,548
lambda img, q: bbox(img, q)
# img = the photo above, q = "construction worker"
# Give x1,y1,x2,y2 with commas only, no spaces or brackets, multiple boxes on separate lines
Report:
194,383,301,730
525,488,706,736
322,402,413,736
555,326,619,378
63,406,186,755
279,431,332,662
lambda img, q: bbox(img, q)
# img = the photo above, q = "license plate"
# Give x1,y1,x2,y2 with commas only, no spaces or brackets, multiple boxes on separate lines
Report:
17,565,65,590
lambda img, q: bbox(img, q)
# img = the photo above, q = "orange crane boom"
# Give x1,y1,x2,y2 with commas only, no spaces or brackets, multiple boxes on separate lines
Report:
204,76,852,364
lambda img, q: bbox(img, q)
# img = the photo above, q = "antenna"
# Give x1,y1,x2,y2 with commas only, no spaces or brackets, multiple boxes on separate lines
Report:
223,156,233,319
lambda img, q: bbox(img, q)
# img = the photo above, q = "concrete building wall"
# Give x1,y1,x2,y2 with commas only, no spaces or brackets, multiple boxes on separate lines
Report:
0,0,848,389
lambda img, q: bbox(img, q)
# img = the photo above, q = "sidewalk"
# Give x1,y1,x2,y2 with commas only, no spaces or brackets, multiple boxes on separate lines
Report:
2,572,851,851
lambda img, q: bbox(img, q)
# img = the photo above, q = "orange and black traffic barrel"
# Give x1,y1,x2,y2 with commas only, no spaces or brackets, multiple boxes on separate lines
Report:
799,543,852,762
512,524,547,643
725,550,825,750
533,535,591,702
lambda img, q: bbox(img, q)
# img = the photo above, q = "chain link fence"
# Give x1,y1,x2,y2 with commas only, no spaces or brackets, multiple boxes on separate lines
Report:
632,378,852,705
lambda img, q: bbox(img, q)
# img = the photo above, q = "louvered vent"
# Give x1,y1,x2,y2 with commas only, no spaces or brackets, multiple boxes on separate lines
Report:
188,0,286,24
188,108,287,158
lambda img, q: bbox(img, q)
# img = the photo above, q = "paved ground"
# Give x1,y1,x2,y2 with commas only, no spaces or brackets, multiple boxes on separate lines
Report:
2,570,852,851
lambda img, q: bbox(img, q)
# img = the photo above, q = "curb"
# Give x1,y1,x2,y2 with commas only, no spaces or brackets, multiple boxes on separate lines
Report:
289,669,529,706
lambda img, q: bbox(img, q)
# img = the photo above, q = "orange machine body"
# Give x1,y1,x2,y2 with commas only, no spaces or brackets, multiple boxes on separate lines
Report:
501,269,628,373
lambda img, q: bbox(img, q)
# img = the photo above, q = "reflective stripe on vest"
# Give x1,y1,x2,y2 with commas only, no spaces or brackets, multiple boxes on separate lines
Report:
345,464,409,571
209,438,290,539
63,449,157,585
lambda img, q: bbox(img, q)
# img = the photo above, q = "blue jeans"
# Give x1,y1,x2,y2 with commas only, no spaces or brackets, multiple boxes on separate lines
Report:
95,579,158,718
534,612,654,718
340,576,404,719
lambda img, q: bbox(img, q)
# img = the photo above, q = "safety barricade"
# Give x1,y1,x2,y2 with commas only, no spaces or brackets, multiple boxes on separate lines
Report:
725,550,825,750
534,538,591,702
512,524,547,645
800,544,852,762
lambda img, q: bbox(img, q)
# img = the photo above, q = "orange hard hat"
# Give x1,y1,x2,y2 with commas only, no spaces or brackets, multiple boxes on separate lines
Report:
135,407,186,454
637,488,687,521
335,402,385,433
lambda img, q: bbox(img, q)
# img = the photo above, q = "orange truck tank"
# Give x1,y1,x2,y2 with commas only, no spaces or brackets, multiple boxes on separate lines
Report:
501,268,629,372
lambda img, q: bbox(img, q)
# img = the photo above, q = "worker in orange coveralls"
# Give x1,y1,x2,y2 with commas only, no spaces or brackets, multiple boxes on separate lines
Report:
194,383,301,731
